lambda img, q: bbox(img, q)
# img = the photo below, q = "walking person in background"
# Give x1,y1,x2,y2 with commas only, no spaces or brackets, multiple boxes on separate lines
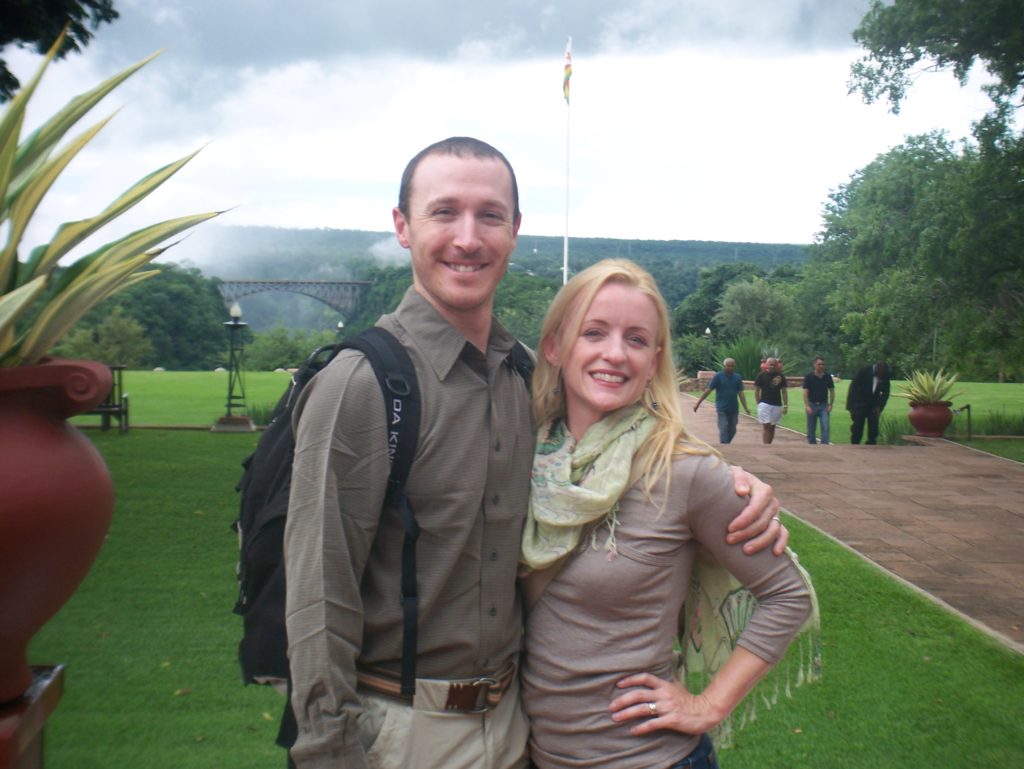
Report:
693,358,750,444
753,357,788,445
802,356,834,444
846,362,890,445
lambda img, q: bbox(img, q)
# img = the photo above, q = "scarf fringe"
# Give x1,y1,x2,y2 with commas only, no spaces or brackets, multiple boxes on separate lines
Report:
678,632,823,748
677,545,822,749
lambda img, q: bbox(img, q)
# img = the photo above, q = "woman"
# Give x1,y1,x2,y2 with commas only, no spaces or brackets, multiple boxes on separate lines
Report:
520,259,816,769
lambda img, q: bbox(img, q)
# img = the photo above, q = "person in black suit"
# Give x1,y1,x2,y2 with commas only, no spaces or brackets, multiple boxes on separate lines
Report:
846,362,890,444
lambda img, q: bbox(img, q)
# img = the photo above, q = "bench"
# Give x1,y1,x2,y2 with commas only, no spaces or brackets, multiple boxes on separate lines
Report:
86,364,130,432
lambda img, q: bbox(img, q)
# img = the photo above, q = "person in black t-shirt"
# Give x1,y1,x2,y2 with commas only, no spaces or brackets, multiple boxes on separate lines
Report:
801,357,835,444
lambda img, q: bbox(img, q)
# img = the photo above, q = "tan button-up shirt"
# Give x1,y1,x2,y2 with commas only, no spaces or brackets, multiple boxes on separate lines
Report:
285,287,534,768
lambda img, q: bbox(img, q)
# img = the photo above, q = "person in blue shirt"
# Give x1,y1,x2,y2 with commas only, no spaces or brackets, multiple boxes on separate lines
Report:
693,358,750,443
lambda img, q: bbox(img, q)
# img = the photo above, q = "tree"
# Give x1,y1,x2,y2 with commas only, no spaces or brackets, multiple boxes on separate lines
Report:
55,306,153,367
0,0,119,101
494,272,559,350
246,326,335,371
849,0,1024,114
671,262,765,340
85,263,228,370
811,132,1024,379
713,277,797,342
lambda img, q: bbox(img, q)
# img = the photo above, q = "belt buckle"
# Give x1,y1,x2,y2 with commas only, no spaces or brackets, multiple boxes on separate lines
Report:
445,675,498,713
469,675,499,712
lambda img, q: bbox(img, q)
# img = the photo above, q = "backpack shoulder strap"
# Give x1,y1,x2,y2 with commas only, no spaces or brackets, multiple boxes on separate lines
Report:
507,341,534,389
340,327,421,505
339,326,422,697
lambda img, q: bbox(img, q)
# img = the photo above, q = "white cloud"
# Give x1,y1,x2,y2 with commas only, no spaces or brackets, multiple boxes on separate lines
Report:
5,0,997,265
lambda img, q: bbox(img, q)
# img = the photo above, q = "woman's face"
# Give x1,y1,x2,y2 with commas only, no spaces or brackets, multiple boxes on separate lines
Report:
547,282,662,439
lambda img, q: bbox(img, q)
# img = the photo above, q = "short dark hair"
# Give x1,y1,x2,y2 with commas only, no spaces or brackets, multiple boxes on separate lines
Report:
397,136,520,220
813,356,825,364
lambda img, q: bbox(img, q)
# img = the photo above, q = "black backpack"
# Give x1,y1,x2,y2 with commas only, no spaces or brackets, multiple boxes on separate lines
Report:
232,327,421,687
232,326,532,748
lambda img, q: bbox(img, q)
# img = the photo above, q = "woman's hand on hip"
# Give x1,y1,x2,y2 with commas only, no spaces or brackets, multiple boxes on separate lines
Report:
609,672,723,736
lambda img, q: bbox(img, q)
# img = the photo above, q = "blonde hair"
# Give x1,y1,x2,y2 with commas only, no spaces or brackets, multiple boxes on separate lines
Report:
533,259,714,497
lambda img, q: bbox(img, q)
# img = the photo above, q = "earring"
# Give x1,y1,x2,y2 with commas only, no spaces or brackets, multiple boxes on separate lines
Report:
645,382,659,411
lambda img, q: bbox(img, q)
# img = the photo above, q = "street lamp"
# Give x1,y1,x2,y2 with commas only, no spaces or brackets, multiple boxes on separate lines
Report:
703,327,712,371
336,320,345,339
213,302,254,432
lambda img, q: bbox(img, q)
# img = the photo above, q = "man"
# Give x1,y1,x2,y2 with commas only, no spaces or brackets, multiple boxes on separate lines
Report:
284,137,788,769
692,357,750,443
754,357,789,445
802,356,835,444
847,361,891,444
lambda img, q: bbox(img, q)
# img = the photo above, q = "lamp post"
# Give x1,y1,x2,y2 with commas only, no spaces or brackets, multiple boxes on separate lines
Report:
703,327,712,371
213,302,254,432
336,320,345,340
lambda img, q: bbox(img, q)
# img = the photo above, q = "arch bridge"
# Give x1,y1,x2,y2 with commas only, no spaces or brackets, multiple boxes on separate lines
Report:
217,280,374,315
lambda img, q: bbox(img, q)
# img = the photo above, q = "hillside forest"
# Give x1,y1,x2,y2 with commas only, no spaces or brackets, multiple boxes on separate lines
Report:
52,121,1022,382
26,0,1024,383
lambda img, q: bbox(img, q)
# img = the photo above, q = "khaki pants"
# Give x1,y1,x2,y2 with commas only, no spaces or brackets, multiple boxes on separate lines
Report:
358,674,529,769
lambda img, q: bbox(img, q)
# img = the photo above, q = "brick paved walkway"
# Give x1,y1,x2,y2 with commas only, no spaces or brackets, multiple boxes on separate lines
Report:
682,394,1024,653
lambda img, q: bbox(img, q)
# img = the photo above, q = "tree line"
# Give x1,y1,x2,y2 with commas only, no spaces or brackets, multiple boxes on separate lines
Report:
46,0,1024,382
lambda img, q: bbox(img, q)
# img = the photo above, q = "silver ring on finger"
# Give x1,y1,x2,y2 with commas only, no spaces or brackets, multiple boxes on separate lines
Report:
648,701,657,716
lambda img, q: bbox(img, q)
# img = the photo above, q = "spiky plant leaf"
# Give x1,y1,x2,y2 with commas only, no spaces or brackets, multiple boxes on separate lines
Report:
0,275,47,355
1,117,114,284
49,212,219,296
10,50,161,187
9,258,161,366
0,35,218,368
23,148,204,282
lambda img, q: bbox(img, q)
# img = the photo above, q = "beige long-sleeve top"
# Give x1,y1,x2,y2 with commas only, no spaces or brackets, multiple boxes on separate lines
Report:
522,452,813,769
285,287,534,769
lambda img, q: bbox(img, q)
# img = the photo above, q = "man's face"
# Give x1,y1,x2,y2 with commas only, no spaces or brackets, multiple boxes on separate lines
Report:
723,360,735,376
767,358,779,372
393,153,521,326
814,359,826,375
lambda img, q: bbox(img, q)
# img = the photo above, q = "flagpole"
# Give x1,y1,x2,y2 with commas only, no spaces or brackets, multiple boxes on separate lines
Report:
563,102,570,285
562,36,572,285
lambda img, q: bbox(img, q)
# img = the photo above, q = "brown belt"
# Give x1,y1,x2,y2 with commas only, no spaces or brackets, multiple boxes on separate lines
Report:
356,659,516,713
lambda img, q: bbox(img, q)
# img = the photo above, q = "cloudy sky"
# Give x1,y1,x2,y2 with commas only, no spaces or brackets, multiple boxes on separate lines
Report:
8,0,995,263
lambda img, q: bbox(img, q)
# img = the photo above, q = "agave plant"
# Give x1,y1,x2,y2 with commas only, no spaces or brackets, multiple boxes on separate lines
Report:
0,33,219,368
893,369,963,405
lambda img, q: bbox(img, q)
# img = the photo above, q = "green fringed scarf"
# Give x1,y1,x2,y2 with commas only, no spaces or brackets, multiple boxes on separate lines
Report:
520,404,822,746
520,404,654,570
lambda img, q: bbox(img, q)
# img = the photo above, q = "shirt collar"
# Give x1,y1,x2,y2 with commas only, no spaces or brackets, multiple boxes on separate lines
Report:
390,286,517,381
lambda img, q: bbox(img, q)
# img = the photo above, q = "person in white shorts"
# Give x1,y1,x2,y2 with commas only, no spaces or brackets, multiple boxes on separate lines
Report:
753,358,788,444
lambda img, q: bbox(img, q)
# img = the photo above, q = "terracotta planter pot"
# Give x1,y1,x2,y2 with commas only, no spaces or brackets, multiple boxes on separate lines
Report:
0,359,114,704
907,402,954,438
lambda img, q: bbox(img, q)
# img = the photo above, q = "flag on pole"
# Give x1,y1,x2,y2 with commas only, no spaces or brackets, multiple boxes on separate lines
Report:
563,36,572,104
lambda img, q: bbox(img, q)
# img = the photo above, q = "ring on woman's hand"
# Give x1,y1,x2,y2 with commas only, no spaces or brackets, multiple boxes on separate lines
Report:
771,516,781,523
648,701,657,715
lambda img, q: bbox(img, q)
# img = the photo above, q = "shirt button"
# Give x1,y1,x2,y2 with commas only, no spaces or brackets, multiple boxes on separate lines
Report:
489,550,498,561
488,607,497,617
494,440,501,452
491,495,500,506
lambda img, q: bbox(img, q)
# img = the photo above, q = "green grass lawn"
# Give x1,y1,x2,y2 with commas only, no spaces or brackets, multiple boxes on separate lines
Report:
26,431,1024,768
950,438,1024,462
28,431,283,769
71,370,295,427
